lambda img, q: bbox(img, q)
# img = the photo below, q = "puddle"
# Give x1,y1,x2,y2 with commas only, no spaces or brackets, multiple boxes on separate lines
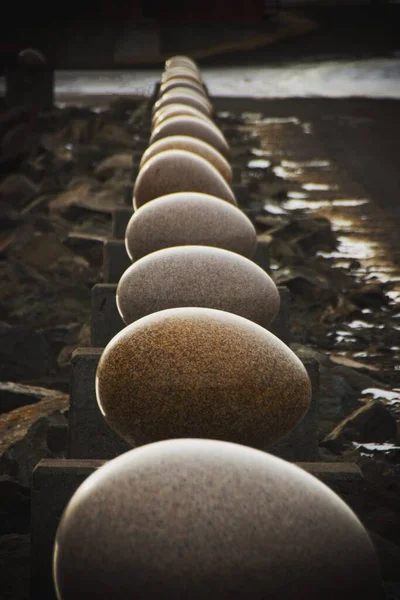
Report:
302,183,337,191
247,159,271,169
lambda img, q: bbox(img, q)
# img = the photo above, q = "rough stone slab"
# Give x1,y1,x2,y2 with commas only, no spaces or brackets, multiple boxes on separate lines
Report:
30,457,364,600
91,283,290,348
68,348,129,459
269,357,319,461
103,240,131,284
91,284,124,347
112,207,133,239
68,348,316,461
30,458,104,600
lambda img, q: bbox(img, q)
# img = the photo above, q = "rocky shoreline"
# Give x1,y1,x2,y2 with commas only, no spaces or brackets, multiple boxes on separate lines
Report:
0,95,399,598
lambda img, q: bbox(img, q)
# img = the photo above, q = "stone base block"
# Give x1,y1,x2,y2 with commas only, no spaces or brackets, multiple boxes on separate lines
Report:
103,240,131,284
68,349,318,461
30,458,365,600
91,283,291,347
112,207,134,239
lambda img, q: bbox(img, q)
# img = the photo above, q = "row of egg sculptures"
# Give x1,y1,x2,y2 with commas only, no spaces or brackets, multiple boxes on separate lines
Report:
54,56,381,599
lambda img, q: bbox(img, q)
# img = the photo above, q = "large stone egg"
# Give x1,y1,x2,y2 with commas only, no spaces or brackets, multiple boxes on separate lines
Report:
54,438,381,600
133,149,235,209
140,136,232,183
160,77,206,97
125,192,256,261
152,103,212,129
95,307,312,448
117,245,279,327
153,89,212,117
150,115,229,158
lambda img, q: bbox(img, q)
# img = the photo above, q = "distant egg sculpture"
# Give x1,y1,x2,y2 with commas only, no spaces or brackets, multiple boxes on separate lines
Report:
160,77,205,96
151,115,229,158
140,136,232,183
95,307,311,448
161,67,203,84
153,89,212,117
152,103,211,129
165,55,199,71
54,438,381,600
117,246,279,328
125,192,256,260
133,149,236,209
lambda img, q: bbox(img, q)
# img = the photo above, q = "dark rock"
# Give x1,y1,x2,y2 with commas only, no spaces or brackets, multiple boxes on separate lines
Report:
0,322,56,381
0,534,30,600
322,400,398,454
0,476,30,534
0,381,64,414
0,174,38,209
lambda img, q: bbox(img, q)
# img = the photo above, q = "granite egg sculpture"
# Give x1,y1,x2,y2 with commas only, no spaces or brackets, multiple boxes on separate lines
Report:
54,438,381,600
153,89,212,117
117,245,279,327
160,77,205,96
125,192,256,261
152,103,212,129
151,115,229,158
133,149,236,209
140,135,232,183
95,307,311,448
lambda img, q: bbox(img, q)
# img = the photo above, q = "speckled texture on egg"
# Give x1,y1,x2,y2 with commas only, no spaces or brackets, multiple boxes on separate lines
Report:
150,115,229,158
140,136,232,182
95,307,311,448
125,192,256,261
133,149,236,209
117,245,279,327
53,438,381,600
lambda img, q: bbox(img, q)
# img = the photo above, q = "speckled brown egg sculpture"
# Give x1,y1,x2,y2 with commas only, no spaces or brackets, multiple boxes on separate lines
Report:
133,149,236,209
117,245,279,327
126,192,256,261
53,438,381,600
140,136,232,183
95,307,311,448
151,115,229,158
153,89,212,117
152,103,211,129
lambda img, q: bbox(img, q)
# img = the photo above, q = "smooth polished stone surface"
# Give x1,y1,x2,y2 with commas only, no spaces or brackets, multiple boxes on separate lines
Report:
53,438,381,600
151,115,229,158
117,245,279,327
126,192,256,261
95,307,311,447
133,149,236,209
140,136,232,183
152,104,211,129
160,77,205,96
153,89,212,117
